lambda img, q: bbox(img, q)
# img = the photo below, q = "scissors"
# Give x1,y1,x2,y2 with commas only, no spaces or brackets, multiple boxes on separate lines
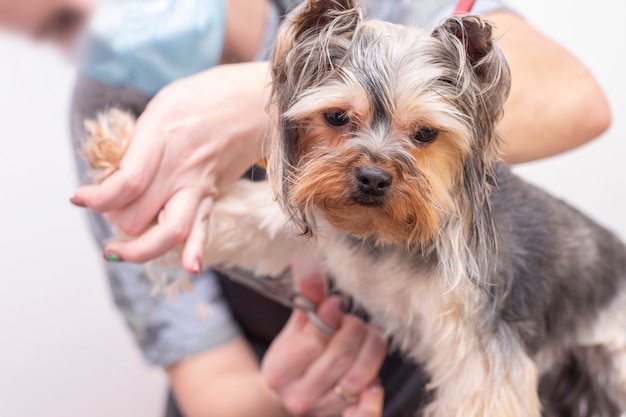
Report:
214,266,336,335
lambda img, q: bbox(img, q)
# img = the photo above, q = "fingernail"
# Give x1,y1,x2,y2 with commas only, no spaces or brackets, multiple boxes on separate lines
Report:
368,379,383,395
338,294,353,313
191,258,203,275
103,251,123,263
70,196,86,208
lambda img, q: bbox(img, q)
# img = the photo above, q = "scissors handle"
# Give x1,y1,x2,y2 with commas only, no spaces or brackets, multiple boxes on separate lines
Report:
214,266,336,335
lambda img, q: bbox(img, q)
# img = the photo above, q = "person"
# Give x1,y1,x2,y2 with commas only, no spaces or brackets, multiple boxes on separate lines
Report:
0,0,612,416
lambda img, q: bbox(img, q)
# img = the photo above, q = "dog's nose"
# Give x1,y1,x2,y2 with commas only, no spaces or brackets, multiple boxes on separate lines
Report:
356,166,393,197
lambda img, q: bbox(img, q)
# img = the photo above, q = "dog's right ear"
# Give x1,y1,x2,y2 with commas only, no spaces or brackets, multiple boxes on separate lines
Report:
271,0,361,95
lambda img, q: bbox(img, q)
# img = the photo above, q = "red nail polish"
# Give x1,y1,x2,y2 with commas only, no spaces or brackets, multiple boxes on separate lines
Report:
103,251,123,263
70,196,86,208
339,294,353,312
192,258,203,275
368,379,383,394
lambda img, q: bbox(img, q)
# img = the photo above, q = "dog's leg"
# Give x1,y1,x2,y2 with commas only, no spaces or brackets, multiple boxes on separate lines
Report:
421,330,541,417
201,179,300,277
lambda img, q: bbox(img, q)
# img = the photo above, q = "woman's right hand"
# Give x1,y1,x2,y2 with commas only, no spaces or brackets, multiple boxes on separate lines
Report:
261,270,387,417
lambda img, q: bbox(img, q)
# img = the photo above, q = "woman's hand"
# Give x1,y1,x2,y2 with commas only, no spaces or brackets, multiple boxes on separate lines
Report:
72,62,271,273
261,268,387,417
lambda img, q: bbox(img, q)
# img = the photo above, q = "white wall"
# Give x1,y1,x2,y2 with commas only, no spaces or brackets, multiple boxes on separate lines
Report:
0,1,625,417
0,34,166,417
510,1,626,235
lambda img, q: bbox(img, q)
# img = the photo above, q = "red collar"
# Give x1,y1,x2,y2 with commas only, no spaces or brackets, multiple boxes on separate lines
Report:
454,0,476,14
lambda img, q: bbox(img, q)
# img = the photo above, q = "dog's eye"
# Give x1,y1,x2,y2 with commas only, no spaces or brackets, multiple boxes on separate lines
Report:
413,127,439,144
323,111,351,128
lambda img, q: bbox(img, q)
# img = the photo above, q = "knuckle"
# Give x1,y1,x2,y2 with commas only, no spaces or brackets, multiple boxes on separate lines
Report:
368,333,388,356
300,337,325,359
105,212,134,235
262,368,286,391
341,316,367,335
167,220,191,243
328,350,355,371
348,314,368,327
357,406,379,417
287,330,325,358
119,221,145,237
342,371,368,391
282,393,311,417
120,171,146,196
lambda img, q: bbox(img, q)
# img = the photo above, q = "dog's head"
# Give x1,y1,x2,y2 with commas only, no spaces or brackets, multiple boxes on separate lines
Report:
269,0,511,249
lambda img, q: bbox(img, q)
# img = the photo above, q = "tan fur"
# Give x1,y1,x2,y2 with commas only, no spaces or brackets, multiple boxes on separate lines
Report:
81,108,134,183
289,144,446,246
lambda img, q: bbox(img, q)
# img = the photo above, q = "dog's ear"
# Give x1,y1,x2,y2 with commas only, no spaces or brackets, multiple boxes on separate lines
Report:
271,0,361,96
432,15,511,135
432,16,510,272
289,0,360,41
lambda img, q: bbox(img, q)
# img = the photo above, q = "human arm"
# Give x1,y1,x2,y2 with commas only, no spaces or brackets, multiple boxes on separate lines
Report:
487,11,611,163
167,337,291,417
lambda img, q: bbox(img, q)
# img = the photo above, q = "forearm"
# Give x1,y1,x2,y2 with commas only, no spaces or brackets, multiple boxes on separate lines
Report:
168,338,291,417
488,11,611,163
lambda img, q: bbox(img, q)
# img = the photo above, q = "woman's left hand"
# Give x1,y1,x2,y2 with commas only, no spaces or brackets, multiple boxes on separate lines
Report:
72,62,271,272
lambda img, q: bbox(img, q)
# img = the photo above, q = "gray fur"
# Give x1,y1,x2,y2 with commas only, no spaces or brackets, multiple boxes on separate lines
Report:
490,164,626,353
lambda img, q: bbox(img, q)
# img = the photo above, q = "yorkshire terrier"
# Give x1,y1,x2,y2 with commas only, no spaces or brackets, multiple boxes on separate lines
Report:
83,0,626,416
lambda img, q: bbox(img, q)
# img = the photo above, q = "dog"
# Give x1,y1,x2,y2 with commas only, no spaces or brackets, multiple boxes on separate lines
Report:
82,0,626,415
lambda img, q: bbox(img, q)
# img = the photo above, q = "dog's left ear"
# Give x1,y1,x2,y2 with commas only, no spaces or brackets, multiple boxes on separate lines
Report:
432,16,510,270
432,15,511,132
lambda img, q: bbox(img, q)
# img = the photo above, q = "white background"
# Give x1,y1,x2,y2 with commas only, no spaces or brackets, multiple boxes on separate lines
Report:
0,1,625,416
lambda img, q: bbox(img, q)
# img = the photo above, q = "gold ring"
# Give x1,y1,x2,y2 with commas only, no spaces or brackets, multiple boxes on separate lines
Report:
333,385,358,404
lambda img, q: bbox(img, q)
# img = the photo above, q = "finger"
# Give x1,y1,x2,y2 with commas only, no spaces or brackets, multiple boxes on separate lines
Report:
181,196,214,274
285,263,330,334
294,269,327,306
291,254,327,304
72,116,166,213
103,188,200,263
337,324,387,395
343,381,384,417
262,296,344,389
293,315,368,400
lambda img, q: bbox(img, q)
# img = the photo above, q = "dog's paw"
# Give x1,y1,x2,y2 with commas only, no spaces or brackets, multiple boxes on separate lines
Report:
82,108,135,183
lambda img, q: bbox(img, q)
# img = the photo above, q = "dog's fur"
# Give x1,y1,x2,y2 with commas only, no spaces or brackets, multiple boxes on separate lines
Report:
83,1,626,416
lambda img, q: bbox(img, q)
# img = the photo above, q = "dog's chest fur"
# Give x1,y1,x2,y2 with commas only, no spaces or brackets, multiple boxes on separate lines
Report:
315,219,483,366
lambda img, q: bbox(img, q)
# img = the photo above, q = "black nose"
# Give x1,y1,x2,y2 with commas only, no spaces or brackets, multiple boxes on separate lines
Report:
355,166,393,197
